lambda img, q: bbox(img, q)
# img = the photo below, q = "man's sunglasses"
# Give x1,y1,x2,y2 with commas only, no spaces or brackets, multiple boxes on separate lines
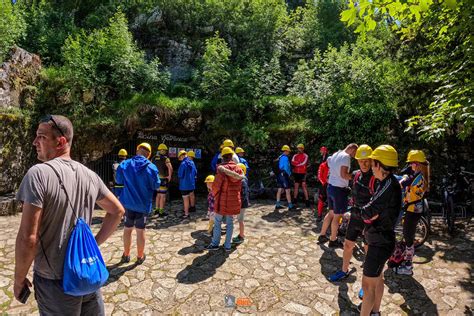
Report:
40,115,66,138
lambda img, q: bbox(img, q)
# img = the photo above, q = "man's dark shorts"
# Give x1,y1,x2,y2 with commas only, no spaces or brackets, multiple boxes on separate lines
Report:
293,173,307,184
345,215,365,242
363,243,395,277
180,190,194,197
34,274,105,315
327,184,349,215
124,209,147,229
157,178,169,194
277,172,291,189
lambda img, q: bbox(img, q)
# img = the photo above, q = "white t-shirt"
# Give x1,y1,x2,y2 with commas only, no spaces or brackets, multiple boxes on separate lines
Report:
327,150,351,188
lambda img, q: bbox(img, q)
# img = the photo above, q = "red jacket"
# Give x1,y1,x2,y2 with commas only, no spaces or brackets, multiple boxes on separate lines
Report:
291,153,309,174
212,161,244,215
318,161,329,185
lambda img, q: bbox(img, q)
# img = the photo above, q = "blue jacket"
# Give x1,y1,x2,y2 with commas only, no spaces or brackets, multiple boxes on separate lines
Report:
279,154,291,176
116,155,160,213
239,157,250,171
211,153,221,173
178,157,197,190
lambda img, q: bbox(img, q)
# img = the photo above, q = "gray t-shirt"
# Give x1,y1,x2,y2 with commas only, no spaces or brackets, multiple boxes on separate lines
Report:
16,158,110,280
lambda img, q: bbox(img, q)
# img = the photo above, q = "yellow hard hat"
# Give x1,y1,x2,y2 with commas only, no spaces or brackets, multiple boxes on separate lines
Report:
221,146,235,156
235,147,245,154
187,150,195,158
355,144,373,160
237,163,247,175
118,149,128,157
158,143,168,151
137,142,152,158
297,144,305,149
406,150,427,163
205,175,215,183
178,150,187,157
222,139,234,148
369,145,398,167
281,145,291,152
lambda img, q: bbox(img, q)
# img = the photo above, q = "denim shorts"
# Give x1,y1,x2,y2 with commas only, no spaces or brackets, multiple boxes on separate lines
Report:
327,184,349,214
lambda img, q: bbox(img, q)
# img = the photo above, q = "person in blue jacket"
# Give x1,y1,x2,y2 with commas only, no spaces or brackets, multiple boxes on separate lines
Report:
178,150,198,219
236,147,250,171
275,145,295,211
116,142,160,265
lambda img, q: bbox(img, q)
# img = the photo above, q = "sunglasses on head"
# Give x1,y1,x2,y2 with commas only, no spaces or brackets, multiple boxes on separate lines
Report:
40,114,66,138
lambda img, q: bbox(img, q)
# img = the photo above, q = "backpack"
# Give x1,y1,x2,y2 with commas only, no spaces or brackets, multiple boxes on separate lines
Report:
387,241,406,268
45,163,109,296
272,155,282,175
353,170,376,195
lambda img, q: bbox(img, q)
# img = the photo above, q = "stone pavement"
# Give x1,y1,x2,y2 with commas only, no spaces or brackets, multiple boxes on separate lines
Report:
1,199,473,315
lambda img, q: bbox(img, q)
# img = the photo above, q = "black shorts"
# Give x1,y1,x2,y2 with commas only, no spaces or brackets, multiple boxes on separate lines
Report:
293,173,307,184
363,244,395,277
180,190,194,197
124,209,147,229
277,172,291,189
157,178,169,193
345,216,365,242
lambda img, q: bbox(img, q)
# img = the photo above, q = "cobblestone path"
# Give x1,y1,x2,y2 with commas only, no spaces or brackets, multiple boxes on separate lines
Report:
1,200,472,315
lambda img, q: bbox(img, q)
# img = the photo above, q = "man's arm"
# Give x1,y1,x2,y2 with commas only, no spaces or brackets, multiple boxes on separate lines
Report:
340,166,352,181
95,193,125,245
14,203,42,300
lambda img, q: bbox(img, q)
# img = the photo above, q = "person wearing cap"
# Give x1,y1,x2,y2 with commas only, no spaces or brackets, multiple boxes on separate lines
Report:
116,142,160,264
235,147,250,171
316,147,330,222
291,143,310,207
178,150,197,219
318,143,358,248
358,145,401,316
206,147,244,252
112,149,128,197
329,145,378,284
205,175,216,236
232,163,250,244
153,143,173,217
396,150,430,276
274,145,296,211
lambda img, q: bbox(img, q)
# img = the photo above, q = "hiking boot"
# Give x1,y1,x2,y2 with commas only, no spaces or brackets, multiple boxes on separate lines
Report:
205,244,219,251
305,200,310,207
120,255,130,264
395,263,413,275
232,235,245,244
136,254,146,265
358,288,364,300
317,235,329,244
328,270,349,282
328,239,344,248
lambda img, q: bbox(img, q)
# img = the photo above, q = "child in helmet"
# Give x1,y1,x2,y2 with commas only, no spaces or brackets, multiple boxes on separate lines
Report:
205,175,216,236
232,163,250,244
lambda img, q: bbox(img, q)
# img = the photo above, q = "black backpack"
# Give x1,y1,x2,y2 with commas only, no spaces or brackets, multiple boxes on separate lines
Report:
272,155,282,175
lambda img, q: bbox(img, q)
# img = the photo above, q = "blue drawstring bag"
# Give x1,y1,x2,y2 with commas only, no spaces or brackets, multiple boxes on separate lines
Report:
62,218,109,296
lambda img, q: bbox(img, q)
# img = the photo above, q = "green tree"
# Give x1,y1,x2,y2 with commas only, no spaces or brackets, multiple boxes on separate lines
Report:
0,0,26,62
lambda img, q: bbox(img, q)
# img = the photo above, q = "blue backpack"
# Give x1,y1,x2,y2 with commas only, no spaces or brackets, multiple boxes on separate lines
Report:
45,163,109,296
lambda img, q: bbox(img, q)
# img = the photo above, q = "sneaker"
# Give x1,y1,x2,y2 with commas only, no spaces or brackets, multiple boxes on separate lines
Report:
358,288,364,300
317,235,329,244
120,255,130,264
396,263,413,275
328,239,343,248
136,254,146,265
328,270,349,282
232,235,245,244
305,200,310,207
224,247,232,252
180,214,190,220
205,244,219,251
153,208,160,215
159,210,169,217
275,205,285,210
288,205,297,211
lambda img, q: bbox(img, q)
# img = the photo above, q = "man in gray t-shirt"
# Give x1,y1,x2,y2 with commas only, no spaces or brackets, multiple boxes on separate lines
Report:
14,115,125,315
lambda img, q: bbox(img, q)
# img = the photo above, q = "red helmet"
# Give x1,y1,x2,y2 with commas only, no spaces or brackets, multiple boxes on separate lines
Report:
320,146,328,153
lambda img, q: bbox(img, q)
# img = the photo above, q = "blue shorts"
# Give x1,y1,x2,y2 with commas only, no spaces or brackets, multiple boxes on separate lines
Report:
124,209,147,229
277,172,291,189
327,184,349,215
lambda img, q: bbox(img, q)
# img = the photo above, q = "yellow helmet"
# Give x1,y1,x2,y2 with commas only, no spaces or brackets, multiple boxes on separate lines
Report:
118,149,128,157
355,144,373,160
369,145,398,167
178,150,187,157
187,150,195,158
281,145,291,152
222,139,234,148
221,146,235,156
406,150,427,163
137,142,152,158
297,144,305,149
158,143,168,151
205,175,215,183
237,163,247,175
235,147,245,154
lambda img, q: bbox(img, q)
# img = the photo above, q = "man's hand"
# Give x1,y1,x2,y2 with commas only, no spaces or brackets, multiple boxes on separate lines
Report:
14,277,32,302
167,175,172,182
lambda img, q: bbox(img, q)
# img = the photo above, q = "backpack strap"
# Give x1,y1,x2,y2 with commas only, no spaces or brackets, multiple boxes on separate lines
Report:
353,170,362,186
369,175,376,195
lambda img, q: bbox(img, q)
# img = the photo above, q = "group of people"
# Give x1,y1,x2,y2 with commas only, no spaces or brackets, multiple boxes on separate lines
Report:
13,114,429,316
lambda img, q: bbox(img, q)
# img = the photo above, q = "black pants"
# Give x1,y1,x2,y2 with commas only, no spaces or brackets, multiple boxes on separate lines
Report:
403,212,422,247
